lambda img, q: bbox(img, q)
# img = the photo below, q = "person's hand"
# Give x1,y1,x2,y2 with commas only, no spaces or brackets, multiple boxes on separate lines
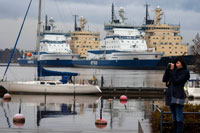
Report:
170,63,174,70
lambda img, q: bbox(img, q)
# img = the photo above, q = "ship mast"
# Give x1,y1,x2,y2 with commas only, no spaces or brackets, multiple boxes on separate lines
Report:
145,3,150,25
73,14,78,31
36,0,41,54
155,6,163,25
111,3,114,24
36,0,42,80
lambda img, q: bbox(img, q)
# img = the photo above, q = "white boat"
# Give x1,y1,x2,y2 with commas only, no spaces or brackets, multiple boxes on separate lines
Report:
185,79,200,98
1,80,101,94
1,0,101,94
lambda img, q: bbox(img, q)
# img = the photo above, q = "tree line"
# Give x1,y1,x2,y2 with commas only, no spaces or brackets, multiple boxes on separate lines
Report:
191,33,200,74
0,48,23,63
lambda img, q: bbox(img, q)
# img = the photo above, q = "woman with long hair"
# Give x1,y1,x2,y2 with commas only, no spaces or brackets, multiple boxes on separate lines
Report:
163,57,190,133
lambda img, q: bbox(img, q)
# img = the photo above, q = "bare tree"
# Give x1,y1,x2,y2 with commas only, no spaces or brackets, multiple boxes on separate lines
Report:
191,33,200,73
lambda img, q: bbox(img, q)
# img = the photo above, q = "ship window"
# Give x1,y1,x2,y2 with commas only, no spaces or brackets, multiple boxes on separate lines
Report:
176,43,179,45
160,42,163,45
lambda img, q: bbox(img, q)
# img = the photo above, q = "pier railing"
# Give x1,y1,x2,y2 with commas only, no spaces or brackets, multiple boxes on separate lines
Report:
152,101,200,132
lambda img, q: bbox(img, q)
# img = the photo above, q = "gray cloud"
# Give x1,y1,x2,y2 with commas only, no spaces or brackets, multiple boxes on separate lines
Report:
0,0,200,50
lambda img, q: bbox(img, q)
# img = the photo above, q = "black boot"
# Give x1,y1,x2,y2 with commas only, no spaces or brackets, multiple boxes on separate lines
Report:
173,121,177,133
176,122,183,133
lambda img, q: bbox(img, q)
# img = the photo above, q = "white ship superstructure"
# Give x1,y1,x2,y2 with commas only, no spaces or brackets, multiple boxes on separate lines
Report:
101,28,147,51
86,5,163,61
40,34,71,54
18,16,79,66
40,16,72,55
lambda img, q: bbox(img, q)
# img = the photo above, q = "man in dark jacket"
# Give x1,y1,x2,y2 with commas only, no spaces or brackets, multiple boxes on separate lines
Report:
163,57,190,133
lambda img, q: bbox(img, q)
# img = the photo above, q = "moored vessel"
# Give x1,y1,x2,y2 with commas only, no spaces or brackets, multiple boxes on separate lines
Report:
71,4,163,69
18,15,80,67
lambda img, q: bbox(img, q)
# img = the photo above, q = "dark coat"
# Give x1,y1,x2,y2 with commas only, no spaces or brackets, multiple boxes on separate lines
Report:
162,67,190,106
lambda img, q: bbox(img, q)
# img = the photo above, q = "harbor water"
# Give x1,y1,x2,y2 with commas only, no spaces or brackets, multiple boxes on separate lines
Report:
0,64,200,132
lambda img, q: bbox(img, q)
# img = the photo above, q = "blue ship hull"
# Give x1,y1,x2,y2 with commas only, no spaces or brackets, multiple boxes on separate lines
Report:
18,55,194,69
72,59,160,69
18,58,38,66
17,58,73,67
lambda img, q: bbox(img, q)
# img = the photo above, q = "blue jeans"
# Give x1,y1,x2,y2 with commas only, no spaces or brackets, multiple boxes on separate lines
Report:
170,104,183,122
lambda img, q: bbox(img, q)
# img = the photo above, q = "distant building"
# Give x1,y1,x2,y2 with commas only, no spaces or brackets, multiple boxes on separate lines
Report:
68,16,100,57
144,6,188,56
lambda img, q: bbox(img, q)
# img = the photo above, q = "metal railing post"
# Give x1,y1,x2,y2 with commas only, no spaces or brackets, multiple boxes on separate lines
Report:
152,100,154,112
160,110,163,133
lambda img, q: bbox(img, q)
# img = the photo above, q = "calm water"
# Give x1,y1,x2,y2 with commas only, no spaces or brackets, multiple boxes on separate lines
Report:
0,65,199,87
0,94,153,132
0,65,200,132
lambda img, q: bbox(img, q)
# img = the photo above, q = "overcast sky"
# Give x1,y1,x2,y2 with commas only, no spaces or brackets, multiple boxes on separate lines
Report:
0,0,200,51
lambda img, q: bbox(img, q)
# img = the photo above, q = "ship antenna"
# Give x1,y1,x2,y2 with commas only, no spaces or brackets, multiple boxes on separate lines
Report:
45,14,48,31
164,14,166,24
145,3,150,25
111,3,114,24
73,14,78,31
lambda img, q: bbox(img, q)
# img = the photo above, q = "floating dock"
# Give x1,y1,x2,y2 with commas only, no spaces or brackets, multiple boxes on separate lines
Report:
100,87,166,98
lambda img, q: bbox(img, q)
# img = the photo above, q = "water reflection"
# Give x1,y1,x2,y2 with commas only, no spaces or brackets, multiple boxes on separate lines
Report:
0,102,11,128
0,94,100,130
37,94,78,127
1,94,199,132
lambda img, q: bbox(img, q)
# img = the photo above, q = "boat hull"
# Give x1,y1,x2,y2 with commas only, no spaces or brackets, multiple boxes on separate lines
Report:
72,59,160,69
17,58,37,66
17,55,194,69
1,81,101,94
18,58,73,67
